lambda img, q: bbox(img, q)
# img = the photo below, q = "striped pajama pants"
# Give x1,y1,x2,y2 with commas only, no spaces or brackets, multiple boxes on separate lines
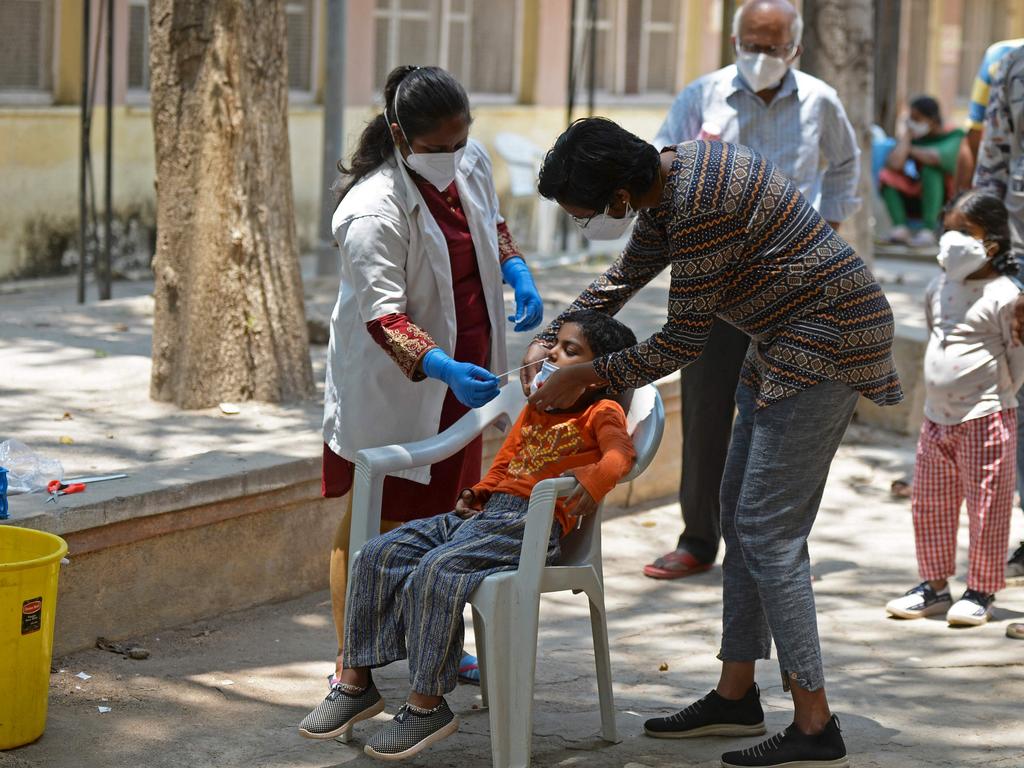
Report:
912,410,1017,594
342,493,560,696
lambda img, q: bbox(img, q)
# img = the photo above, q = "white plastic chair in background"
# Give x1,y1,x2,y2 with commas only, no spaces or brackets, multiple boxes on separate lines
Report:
492,132,563,256
348,383,666,768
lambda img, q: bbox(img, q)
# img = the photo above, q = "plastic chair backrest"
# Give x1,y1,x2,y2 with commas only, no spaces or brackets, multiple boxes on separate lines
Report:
555,385,665,567
493,132,543,198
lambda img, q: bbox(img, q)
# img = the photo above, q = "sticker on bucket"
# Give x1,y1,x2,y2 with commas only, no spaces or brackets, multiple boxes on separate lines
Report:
22,596,42,635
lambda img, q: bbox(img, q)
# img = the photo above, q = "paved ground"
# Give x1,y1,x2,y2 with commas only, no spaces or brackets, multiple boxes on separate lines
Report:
3,433,1023,768
8,255,1022,767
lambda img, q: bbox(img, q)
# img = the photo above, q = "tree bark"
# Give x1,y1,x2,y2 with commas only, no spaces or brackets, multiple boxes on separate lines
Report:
148,0,314,408
800,0,876,267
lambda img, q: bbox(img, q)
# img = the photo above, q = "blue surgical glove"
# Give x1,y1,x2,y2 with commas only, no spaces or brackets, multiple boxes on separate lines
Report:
501,257,543,332
421,348,500,408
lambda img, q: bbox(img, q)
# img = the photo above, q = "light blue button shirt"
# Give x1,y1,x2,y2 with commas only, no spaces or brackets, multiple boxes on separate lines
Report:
653,65,861,223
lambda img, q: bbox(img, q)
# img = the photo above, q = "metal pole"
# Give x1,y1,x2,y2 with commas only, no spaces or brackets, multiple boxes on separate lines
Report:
565,0,577,127
586,0,596,116
102,0,113,300
316,0,347,278
78,0,91,304
560,0,577,251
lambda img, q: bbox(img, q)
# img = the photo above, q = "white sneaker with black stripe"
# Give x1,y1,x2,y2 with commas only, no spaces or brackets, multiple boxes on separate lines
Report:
946,589,995,626
885,582,952,619
364,699,459,761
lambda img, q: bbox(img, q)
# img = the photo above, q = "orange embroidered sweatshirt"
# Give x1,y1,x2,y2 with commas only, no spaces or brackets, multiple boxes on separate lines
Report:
470,398,636,535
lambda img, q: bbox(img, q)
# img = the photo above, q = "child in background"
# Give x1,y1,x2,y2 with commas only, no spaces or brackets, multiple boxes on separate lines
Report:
887,191,1024,626
300,310,637,760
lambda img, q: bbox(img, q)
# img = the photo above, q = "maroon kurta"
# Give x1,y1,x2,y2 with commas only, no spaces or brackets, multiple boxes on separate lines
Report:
323,176,521,522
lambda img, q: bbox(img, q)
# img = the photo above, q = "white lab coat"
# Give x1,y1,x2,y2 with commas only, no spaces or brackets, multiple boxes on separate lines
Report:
323,139,509,484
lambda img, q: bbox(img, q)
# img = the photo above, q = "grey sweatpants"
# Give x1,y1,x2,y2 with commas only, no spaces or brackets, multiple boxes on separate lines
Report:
719,381,858,691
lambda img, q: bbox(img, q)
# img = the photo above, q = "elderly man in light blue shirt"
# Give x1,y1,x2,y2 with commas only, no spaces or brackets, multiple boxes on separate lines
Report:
643,0,862,592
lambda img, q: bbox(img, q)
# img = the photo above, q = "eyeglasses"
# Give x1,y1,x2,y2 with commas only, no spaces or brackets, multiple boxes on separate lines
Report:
737,41,796,58
571,203,611,228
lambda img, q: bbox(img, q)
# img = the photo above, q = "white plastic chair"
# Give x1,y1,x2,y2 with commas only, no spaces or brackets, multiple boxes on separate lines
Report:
348,383,666,768
492,132,564,255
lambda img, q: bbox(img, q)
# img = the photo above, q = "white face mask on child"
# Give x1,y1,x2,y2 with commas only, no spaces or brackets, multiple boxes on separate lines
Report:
529,360,559,395
936,230,990,282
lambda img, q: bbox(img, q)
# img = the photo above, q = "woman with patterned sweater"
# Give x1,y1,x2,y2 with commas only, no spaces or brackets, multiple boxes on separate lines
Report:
303,65,543,737
522,117,902,768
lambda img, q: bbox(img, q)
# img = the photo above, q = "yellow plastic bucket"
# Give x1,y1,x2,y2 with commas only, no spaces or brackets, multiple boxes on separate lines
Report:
0,526,67,750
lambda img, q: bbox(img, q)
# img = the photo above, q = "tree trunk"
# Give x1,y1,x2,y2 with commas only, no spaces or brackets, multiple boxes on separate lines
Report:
148,0,314,408
800,0,876,267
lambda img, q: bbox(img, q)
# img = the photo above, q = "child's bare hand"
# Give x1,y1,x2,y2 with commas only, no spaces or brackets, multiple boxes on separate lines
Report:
455,489,480,518
562,472,598,519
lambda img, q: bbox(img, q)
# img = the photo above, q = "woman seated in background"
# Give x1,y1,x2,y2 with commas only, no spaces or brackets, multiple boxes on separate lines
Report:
880,95,965,247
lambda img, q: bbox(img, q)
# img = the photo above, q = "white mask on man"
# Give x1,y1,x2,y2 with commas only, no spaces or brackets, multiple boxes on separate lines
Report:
392,81,465,192
936,230,990,281
735,49,789,92
575,202,638,241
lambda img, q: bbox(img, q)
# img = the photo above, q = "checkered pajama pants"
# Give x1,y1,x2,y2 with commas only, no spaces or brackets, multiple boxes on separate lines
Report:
912,410,1017,594
342,493,560,696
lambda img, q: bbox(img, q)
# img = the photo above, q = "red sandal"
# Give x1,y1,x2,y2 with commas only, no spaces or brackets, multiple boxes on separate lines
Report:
643,548,713,579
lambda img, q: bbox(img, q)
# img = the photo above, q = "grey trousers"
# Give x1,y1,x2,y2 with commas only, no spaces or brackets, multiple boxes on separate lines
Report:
719,381,858,691
677,318,750,562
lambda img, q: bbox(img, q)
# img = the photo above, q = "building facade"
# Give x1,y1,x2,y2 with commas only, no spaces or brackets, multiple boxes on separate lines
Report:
0,0,1022,278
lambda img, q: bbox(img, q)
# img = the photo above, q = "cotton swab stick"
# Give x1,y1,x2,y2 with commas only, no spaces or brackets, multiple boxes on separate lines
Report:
496,361,542,378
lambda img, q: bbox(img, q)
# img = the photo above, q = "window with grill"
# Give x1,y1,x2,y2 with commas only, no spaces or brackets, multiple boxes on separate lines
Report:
286,0,315,93
0,0,54,97
127,0,150,93
373,0,519,96
957,0,1010,101
572,0,680,98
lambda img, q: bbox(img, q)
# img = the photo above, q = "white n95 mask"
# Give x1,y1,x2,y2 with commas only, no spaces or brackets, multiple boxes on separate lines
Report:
575,203,637,241
392,80,465,192
937,230,989,282
735,50,788,92
402,147,464,192
530,360,559,395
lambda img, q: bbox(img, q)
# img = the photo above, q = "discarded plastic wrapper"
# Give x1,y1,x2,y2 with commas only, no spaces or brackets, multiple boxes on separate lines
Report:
0,439,63,494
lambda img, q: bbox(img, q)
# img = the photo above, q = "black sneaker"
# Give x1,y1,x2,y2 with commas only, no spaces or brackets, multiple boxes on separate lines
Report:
298,674,385,741
644,684,766,739
364,699,459,760
1008,540,1024,578
721,714,849,767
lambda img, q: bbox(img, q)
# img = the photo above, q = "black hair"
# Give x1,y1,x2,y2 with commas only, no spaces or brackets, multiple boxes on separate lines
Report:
909,94,941,124
537,117,660,212
949,190,1016,275
334,65,471,201
560,309,637,358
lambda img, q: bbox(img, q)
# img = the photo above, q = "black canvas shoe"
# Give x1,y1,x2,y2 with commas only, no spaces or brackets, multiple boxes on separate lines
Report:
720,716,847,768
364,699,459,761
721,714,849,767
644,684,766,739
298,674,385,741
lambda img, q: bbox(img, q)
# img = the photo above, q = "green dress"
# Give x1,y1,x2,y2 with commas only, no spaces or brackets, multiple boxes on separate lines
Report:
881,128,965,229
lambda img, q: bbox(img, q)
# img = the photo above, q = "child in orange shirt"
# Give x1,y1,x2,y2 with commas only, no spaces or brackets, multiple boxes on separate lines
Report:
300,310,637,760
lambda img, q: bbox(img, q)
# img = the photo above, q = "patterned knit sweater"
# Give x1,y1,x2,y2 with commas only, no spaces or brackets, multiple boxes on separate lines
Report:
537,140,904,409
